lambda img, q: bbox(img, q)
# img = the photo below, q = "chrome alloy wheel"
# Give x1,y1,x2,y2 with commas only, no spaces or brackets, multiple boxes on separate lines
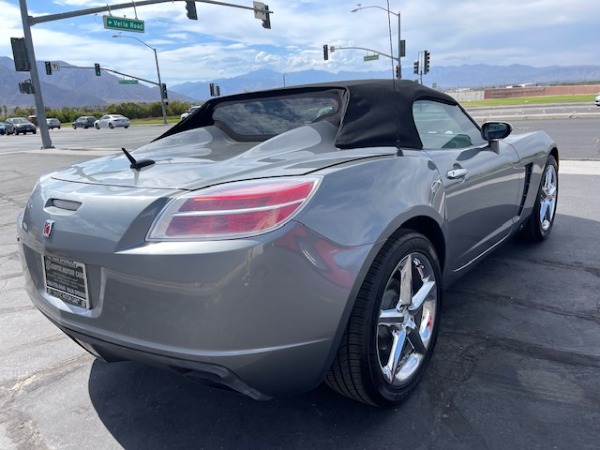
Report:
377,252,437,386
539,164,558,232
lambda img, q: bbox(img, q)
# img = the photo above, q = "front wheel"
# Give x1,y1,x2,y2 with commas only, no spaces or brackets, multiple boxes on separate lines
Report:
108,123,114,129
522,155,558,241
326,230,442,406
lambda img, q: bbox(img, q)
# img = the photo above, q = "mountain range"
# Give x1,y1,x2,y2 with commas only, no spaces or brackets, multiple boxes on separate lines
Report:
1,56,599,109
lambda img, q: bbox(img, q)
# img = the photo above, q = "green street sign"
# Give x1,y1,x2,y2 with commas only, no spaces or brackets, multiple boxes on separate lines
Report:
363,54,380,62
118,79,139,85
103,15,145,33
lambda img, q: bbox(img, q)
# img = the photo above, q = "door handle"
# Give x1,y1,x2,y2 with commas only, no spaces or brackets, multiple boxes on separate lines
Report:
446,168,468,179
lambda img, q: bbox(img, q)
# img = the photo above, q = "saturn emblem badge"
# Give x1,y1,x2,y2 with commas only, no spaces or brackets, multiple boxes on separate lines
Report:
43,220,54,238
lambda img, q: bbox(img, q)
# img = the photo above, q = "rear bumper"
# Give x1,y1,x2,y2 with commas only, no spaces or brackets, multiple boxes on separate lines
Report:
18,215,371,398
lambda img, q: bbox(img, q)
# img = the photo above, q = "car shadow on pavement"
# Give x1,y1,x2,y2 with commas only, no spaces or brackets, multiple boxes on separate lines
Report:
87,359,448,449
86,213,600,450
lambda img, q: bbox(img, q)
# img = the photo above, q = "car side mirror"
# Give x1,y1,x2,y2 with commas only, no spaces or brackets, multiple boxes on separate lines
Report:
481,122,512,141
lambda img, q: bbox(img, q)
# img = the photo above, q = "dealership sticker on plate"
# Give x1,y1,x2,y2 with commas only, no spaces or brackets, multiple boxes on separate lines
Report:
43,255,90,308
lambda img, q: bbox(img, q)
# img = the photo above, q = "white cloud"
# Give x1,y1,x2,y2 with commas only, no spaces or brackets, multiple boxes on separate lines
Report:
0,0,597,86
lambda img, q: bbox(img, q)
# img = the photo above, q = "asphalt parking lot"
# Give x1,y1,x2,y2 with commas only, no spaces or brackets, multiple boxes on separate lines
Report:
1,138,599,449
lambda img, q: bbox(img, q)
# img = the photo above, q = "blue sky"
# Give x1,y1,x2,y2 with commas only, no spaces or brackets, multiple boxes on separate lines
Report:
1,0,597,87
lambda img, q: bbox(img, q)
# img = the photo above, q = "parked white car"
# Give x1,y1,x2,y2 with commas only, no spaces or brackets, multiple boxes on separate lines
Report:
94,114,130,129
595,94,600,106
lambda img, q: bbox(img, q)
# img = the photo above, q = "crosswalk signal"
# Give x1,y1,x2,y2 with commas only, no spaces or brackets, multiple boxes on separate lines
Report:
94,63,101,76
185,1,198,20
413,60,419,75
18,79,34,94
423,50,431,74
45,61,52,75
323,44,329,61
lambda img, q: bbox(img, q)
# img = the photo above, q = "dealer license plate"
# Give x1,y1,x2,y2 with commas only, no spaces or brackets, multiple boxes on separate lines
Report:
42,255,90,309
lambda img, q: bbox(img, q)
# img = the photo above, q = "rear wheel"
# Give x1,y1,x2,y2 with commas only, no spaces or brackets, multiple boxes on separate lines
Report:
109,123,114,129
326,230,442,406
522,155,558,241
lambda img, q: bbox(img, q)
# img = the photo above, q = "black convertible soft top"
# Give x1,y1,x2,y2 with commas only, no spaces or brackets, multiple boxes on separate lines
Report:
159,79,460,150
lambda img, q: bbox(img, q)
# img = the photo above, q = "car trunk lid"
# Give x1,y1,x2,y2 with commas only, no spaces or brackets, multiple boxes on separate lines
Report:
51,124,395,191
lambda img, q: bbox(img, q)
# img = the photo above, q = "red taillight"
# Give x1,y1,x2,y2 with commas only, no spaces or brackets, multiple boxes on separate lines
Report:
148,178,320,240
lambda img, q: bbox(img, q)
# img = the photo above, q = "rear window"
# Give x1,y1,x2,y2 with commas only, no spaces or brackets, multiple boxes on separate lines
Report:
212,91,342,139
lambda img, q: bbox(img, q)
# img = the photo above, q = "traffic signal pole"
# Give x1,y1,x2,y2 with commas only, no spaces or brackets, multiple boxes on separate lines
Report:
18,0,52,148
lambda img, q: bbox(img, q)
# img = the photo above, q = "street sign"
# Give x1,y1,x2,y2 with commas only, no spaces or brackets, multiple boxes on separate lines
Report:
118,79,139,85
253,1,266,19
364,54,380,61
103,15,145,33
50,62,60,72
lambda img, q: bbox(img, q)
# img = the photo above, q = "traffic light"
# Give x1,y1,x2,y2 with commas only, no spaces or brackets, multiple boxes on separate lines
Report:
323,44,329,61
10,37,30,72
209,83,215,97
185,1,198,20
45,61,52,75
413,60,419,75
423,50,431,74
395,65,400,79
94,63,101,76
161,83,168,100
262,4,271,29
216,85,221,96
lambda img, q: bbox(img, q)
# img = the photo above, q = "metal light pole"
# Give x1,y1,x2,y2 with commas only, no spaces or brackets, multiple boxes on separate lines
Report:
351,4,403,79
112,34,167,125
18,0,53,148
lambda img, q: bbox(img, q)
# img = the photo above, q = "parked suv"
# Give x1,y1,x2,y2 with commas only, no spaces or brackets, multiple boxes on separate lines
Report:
5,118,37,135
72,116,97,129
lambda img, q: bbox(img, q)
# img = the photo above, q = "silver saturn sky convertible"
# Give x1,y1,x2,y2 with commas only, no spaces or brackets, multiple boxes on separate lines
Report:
17,80,558,406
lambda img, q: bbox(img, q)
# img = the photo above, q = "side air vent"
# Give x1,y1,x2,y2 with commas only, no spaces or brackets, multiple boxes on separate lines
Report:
517,163,533,216
47,199,82,212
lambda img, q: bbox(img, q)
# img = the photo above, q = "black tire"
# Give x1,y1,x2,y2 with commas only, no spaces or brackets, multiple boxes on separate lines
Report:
521,155,558,241
109,123,114,129
326,230,442,406
33,129,37,134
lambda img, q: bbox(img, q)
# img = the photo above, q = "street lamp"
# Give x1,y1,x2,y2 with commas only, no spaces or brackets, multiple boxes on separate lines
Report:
112,34,168,125
351,4,403,79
